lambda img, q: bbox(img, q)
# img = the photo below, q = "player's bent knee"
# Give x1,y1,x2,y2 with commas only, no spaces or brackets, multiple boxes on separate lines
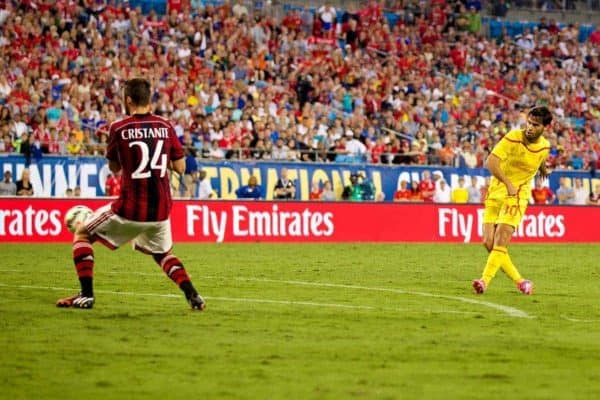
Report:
494,224,515,246
152,252,169,264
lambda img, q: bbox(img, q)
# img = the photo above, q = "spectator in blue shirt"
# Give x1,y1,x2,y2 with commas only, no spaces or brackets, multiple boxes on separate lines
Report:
570,150,584,170
236,176,262,199
46,99,63,125
50,75,65,101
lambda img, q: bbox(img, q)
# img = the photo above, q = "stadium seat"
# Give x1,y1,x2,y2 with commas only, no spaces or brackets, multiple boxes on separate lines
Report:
524,21,538,32
384,12,399,27
488,20,503,38
509,21,524,37
128,0,166,15
579,25,596,42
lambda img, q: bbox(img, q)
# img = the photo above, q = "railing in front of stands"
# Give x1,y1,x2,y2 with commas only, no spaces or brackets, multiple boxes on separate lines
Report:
2,145,445,166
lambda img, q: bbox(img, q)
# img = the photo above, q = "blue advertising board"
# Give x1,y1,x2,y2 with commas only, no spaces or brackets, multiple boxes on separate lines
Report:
1,155,597,201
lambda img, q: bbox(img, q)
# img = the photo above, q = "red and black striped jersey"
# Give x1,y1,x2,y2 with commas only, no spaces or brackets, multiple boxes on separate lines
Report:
106,113,184,222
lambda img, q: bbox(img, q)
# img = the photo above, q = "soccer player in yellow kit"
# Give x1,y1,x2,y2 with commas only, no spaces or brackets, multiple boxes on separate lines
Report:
473,106,553,295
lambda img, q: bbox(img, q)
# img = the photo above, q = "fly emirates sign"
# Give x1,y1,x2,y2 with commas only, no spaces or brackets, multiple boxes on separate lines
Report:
185,204,334,242
437,208,566,243
1,199,599,243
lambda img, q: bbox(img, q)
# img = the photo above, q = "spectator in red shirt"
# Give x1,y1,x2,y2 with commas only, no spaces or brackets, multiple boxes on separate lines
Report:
282,10,303,32
393,180,412,202
309,180,322,200
588,28,600,45
104,171,122,197
531,178,556,204
418,170,436,202
409,181,423,202
167,0,187,14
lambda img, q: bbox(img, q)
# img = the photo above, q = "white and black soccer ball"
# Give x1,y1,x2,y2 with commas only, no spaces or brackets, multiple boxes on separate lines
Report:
64,205,93,233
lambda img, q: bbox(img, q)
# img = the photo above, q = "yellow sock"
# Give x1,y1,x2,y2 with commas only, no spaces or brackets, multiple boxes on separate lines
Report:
500,250,524,284
481,246,505,286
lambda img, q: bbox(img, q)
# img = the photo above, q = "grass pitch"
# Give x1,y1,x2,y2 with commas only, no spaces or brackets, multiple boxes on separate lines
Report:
0,243,599,400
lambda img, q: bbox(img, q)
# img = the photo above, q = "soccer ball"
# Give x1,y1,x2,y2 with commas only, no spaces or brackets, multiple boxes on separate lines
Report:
64,205,93,233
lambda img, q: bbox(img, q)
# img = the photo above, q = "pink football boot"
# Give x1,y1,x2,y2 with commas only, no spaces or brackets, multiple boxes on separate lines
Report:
472,279,486,294
517,280,534,295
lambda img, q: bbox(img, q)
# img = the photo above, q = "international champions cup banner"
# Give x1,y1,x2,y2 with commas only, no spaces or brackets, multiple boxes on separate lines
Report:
2,199,600,244
1,155,598,200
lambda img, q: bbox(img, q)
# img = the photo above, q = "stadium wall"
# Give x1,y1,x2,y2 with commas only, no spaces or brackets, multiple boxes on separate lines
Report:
2,198,600,243
1,156,598,200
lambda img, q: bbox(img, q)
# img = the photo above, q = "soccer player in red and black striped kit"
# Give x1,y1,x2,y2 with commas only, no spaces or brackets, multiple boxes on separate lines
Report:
57,78,205,310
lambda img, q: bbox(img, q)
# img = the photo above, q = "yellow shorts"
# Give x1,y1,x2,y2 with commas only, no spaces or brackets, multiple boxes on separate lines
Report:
483,196,528,228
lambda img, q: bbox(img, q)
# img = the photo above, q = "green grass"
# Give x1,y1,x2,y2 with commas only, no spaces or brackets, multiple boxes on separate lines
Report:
1,243,599,400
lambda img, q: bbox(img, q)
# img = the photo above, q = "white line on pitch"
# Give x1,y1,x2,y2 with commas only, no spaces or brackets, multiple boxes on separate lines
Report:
0,283,374,311
201,276,533,319
0,268,528,317
0,282,486,315
560,315,600,323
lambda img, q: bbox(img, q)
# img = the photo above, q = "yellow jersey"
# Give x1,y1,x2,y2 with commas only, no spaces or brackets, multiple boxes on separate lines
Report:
487,129,550,200
451,187,469,203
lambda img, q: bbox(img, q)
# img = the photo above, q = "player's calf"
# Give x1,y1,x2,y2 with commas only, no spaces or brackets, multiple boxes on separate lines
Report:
152,252,206,311
153,253,191,286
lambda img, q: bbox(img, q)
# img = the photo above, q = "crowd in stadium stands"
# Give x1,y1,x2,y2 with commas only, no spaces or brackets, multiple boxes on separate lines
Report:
0,0,598,175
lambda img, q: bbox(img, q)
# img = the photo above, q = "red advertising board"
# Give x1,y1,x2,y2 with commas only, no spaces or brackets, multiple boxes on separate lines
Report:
1,198,599,243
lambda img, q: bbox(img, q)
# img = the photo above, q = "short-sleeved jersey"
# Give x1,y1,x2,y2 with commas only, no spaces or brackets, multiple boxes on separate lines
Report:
486,129,550,201
106,113,184,222
418,179,435,202
394,189,412,201
451,187,469,203
532,186,555,204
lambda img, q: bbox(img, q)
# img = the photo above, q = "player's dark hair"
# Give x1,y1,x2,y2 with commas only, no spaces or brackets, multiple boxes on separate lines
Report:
528,106,553,126
123,78,151,106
